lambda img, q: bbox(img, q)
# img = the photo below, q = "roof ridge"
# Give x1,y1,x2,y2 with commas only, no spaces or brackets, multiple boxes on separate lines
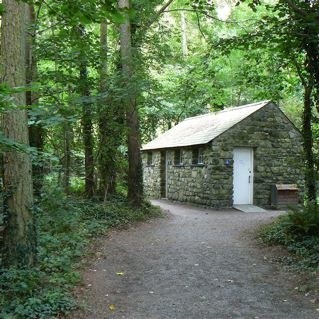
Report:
183,100,270,121
218,100,270,114
183,112,211,121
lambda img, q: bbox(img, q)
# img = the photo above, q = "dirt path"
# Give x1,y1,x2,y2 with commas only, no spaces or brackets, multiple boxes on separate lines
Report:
70,200,318,319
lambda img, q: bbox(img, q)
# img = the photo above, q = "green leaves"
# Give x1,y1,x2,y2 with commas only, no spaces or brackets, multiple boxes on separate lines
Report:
43,0,120,25
260,204,319,271
0,132,37,155
0,3,5,15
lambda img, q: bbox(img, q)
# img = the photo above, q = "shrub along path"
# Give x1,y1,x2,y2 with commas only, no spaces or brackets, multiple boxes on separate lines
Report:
69,200,318,319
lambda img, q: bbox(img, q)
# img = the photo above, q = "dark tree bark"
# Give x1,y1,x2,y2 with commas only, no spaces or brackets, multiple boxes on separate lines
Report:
98,22,117,199
26,4,45,197
62,122,72,194
302,85,317,202
78,25,95,198
300,12,318,202
118,0,143,206
1,0,36,267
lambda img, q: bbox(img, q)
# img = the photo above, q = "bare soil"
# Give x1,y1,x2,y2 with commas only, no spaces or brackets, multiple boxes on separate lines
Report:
68,199,319,319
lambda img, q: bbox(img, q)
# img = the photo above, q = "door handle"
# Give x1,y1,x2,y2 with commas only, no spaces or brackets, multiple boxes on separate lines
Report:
248,175,251,183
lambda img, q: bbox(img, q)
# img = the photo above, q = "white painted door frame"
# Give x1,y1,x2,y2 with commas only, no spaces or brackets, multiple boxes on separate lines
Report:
233,148,254,205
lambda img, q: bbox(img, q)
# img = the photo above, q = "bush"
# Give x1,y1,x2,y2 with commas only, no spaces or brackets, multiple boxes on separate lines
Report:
282,203,319,237
0,187,161,318
260,203,319,271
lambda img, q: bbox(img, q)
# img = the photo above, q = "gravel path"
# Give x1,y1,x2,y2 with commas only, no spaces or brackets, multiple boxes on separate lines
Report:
71,200,318,319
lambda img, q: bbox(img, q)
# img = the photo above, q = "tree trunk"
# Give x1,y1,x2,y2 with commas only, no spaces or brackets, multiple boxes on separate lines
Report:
181,12,188,57
100,22,108,94
98,22,117,198
303,85,317,202
63,121,72,194
78,25,95,198
26,4,45,197
1,0,36,267
301,19,318,202
118,0,143,206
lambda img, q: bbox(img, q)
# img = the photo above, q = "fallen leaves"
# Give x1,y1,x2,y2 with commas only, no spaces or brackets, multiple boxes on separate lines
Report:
116,271,125,276
109,304,116,311
96,251,103,258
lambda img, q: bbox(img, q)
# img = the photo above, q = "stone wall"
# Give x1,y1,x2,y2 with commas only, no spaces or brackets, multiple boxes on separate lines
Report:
165,146,218,206
143,151,162,198
142,103,304,208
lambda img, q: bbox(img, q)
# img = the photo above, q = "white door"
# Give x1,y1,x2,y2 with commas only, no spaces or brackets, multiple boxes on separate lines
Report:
233,148,253,205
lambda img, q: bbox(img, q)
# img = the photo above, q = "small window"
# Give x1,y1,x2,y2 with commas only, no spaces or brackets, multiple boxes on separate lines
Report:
192,147,204,164
147,152,153,165
198,148,204,164
192,149,198,164
174,149,183,165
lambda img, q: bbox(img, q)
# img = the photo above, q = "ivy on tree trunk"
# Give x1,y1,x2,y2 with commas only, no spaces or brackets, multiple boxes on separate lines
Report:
78,25,95,198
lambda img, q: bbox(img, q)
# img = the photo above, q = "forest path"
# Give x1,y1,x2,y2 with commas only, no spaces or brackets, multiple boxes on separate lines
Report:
70,199,318,319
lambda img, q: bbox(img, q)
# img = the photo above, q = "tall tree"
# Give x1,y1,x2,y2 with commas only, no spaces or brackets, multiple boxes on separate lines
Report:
1,0,36,267
98,21,118,198
62,121,72,194
118,0,143,205
289,1,319,202
26,4,45,197
77,25,95,198
180,11,188,57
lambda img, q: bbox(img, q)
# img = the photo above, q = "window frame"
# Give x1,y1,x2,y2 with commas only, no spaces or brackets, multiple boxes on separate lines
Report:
147,151,153,166
192,147,204,166
198,148,204,164
174,149,183,166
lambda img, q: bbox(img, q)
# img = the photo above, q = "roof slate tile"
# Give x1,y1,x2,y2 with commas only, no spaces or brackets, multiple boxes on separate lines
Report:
142,100,271,150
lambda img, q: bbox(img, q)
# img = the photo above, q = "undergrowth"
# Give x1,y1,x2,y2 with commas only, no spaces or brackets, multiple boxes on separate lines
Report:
0,187,161,319
260,203,319,271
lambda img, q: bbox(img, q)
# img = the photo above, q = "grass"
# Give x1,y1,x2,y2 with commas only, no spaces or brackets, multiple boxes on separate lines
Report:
0,187,161,319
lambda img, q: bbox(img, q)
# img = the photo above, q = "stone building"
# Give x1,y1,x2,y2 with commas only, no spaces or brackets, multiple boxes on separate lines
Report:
142,101,304,208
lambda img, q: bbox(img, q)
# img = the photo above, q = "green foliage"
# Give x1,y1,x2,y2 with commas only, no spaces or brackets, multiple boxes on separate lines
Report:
282,204,319,237
0,3,5,15
0,182,161,319
261,204,319,270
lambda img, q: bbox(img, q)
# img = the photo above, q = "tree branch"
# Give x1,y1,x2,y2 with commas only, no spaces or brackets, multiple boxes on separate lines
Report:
195,11,206,39
156,0,175,16
291,53,309,88
134,0,175,43
143,0,175,31
164,8,270,26
284,0,308,16
163,8,234,24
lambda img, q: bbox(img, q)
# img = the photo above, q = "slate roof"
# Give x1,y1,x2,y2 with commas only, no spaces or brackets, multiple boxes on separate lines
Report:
142,100,271,150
